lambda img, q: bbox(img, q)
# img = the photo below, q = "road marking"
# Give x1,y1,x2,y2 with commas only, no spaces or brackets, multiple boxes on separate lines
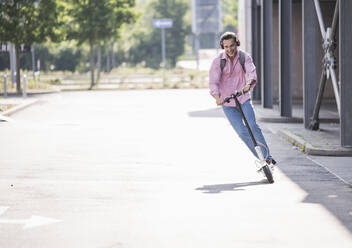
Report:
307,156,352,187
0,114,13,122
0,206,61,229
0,206,9,216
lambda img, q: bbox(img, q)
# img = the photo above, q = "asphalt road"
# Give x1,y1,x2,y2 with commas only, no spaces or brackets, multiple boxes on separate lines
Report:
0,89,351,248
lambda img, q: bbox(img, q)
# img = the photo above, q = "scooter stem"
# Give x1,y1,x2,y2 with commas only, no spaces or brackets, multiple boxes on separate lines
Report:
232,94,258,147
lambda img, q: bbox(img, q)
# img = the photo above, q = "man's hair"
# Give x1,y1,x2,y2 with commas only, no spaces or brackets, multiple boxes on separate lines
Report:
220,32,240,49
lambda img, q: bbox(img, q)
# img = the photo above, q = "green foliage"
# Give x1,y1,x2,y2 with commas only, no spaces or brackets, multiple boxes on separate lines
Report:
65,0,136,87
8,42,86,72
222,0,238,33
66,0,136,45
0,0,62,92
0,0,237,75
19,45,54,71
127,0,190,69
0,0,62,45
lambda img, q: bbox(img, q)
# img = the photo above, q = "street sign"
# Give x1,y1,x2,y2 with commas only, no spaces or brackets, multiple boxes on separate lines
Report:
153,19,173,70
153,19,173,29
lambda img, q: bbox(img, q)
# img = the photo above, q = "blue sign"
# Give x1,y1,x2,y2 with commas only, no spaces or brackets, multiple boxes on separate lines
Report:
153,19,173,29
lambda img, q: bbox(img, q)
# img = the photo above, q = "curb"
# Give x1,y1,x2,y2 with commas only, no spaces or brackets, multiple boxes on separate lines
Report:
258,116,303,123
278,129,352,156
0,89,60,97
1,99,39,117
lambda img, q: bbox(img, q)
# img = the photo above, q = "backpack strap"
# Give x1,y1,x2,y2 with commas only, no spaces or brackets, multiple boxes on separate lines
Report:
239,50,246,73
220,51,246,73
220,56,226,72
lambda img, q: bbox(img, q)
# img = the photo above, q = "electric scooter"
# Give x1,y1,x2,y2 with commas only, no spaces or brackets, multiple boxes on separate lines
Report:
224,91,274,183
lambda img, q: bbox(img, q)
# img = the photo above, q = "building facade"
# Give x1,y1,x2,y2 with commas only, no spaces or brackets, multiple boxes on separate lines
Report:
238,0,352,147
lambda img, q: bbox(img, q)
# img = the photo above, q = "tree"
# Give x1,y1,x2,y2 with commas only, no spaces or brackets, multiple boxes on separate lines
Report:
222,0,238,33
0,0,62,93
127,0,189,69
66,0,135,89
152,0,189,67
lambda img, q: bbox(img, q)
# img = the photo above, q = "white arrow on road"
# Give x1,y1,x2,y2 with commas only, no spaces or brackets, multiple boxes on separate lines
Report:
0,206,61,229
0,206,9,215
0,114,13,122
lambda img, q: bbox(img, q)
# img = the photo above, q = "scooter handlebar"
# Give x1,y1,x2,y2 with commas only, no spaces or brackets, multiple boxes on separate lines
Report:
223,91,243,103
224,96,232,103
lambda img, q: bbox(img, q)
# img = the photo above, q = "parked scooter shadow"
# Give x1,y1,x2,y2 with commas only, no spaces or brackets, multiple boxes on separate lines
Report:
196,180,270,194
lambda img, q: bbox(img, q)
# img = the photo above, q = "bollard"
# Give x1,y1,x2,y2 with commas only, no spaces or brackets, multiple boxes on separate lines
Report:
3,74,7,98
23,74,27,98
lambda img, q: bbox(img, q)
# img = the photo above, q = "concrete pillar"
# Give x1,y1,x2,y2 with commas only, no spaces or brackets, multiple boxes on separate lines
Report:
302,0,319,129
261,0,273,108
279,0,292,117
340,0,352,147
238,0,252,54
252,0,261,101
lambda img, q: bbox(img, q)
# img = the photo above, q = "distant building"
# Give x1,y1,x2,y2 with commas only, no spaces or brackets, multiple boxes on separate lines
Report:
191,0,221,49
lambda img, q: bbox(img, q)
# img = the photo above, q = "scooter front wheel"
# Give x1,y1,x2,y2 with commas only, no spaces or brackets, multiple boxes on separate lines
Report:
262,165,274,183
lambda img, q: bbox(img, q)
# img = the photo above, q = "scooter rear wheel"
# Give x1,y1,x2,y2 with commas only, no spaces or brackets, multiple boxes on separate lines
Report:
262,165,274,183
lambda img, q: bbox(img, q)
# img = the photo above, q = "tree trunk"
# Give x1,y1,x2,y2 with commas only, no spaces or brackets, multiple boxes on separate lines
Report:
106,44,111,73
111,44,116,69
15,44,21,94
89,39,95,89
97,44,102,81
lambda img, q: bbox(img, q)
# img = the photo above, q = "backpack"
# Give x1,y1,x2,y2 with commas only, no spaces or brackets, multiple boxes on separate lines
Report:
220,50,246,73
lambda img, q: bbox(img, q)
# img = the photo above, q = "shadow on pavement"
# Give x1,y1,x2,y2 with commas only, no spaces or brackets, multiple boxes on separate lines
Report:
195,180,269,194
188,108,224,118
269,135,352,233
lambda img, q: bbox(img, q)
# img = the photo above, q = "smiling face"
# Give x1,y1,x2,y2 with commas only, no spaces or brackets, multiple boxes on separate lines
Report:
222,38,237,60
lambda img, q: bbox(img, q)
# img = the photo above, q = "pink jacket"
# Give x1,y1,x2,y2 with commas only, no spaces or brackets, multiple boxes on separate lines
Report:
209,50,257,106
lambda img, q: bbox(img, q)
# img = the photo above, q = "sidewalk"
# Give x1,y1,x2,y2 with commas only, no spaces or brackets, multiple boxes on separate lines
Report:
0,97,39,121
0,89,60,120
253,102,352,156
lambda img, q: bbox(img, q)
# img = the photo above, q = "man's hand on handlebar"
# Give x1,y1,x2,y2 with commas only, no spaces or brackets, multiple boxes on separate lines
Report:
212,94,224,106
241,85,251,94
215,97,224,106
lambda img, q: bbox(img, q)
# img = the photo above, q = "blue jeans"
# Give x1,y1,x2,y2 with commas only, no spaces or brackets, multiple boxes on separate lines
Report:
222,100,272,161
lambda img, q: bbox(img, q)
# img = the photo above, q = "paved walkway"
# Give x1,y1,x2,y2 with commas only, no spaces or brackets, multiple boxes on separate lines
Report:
0,89,352,247
253,102,352,156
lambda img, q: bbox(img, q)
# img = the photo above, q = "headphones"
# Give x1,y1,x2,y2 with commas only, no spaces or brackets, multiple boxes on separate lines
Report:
220,32,240,49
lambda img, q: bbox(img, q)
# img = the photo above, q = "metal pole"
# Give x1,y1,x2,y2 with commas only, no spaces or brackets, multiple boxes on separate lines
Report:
161,28,166,68
161,28,166,82
309,70,327,130
261,0,273,108
37,59,41,82
309,0,341,129
3,74,7,98
329,66,340,116
252,0,260,101
253,0,262,101
195,34,200,70
313,0,327,39
326,25,340,115
330,0,339,39
31,45,36,80
279,0,292,117
23,74,27,98
303,0,319,129
340,0,352,147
